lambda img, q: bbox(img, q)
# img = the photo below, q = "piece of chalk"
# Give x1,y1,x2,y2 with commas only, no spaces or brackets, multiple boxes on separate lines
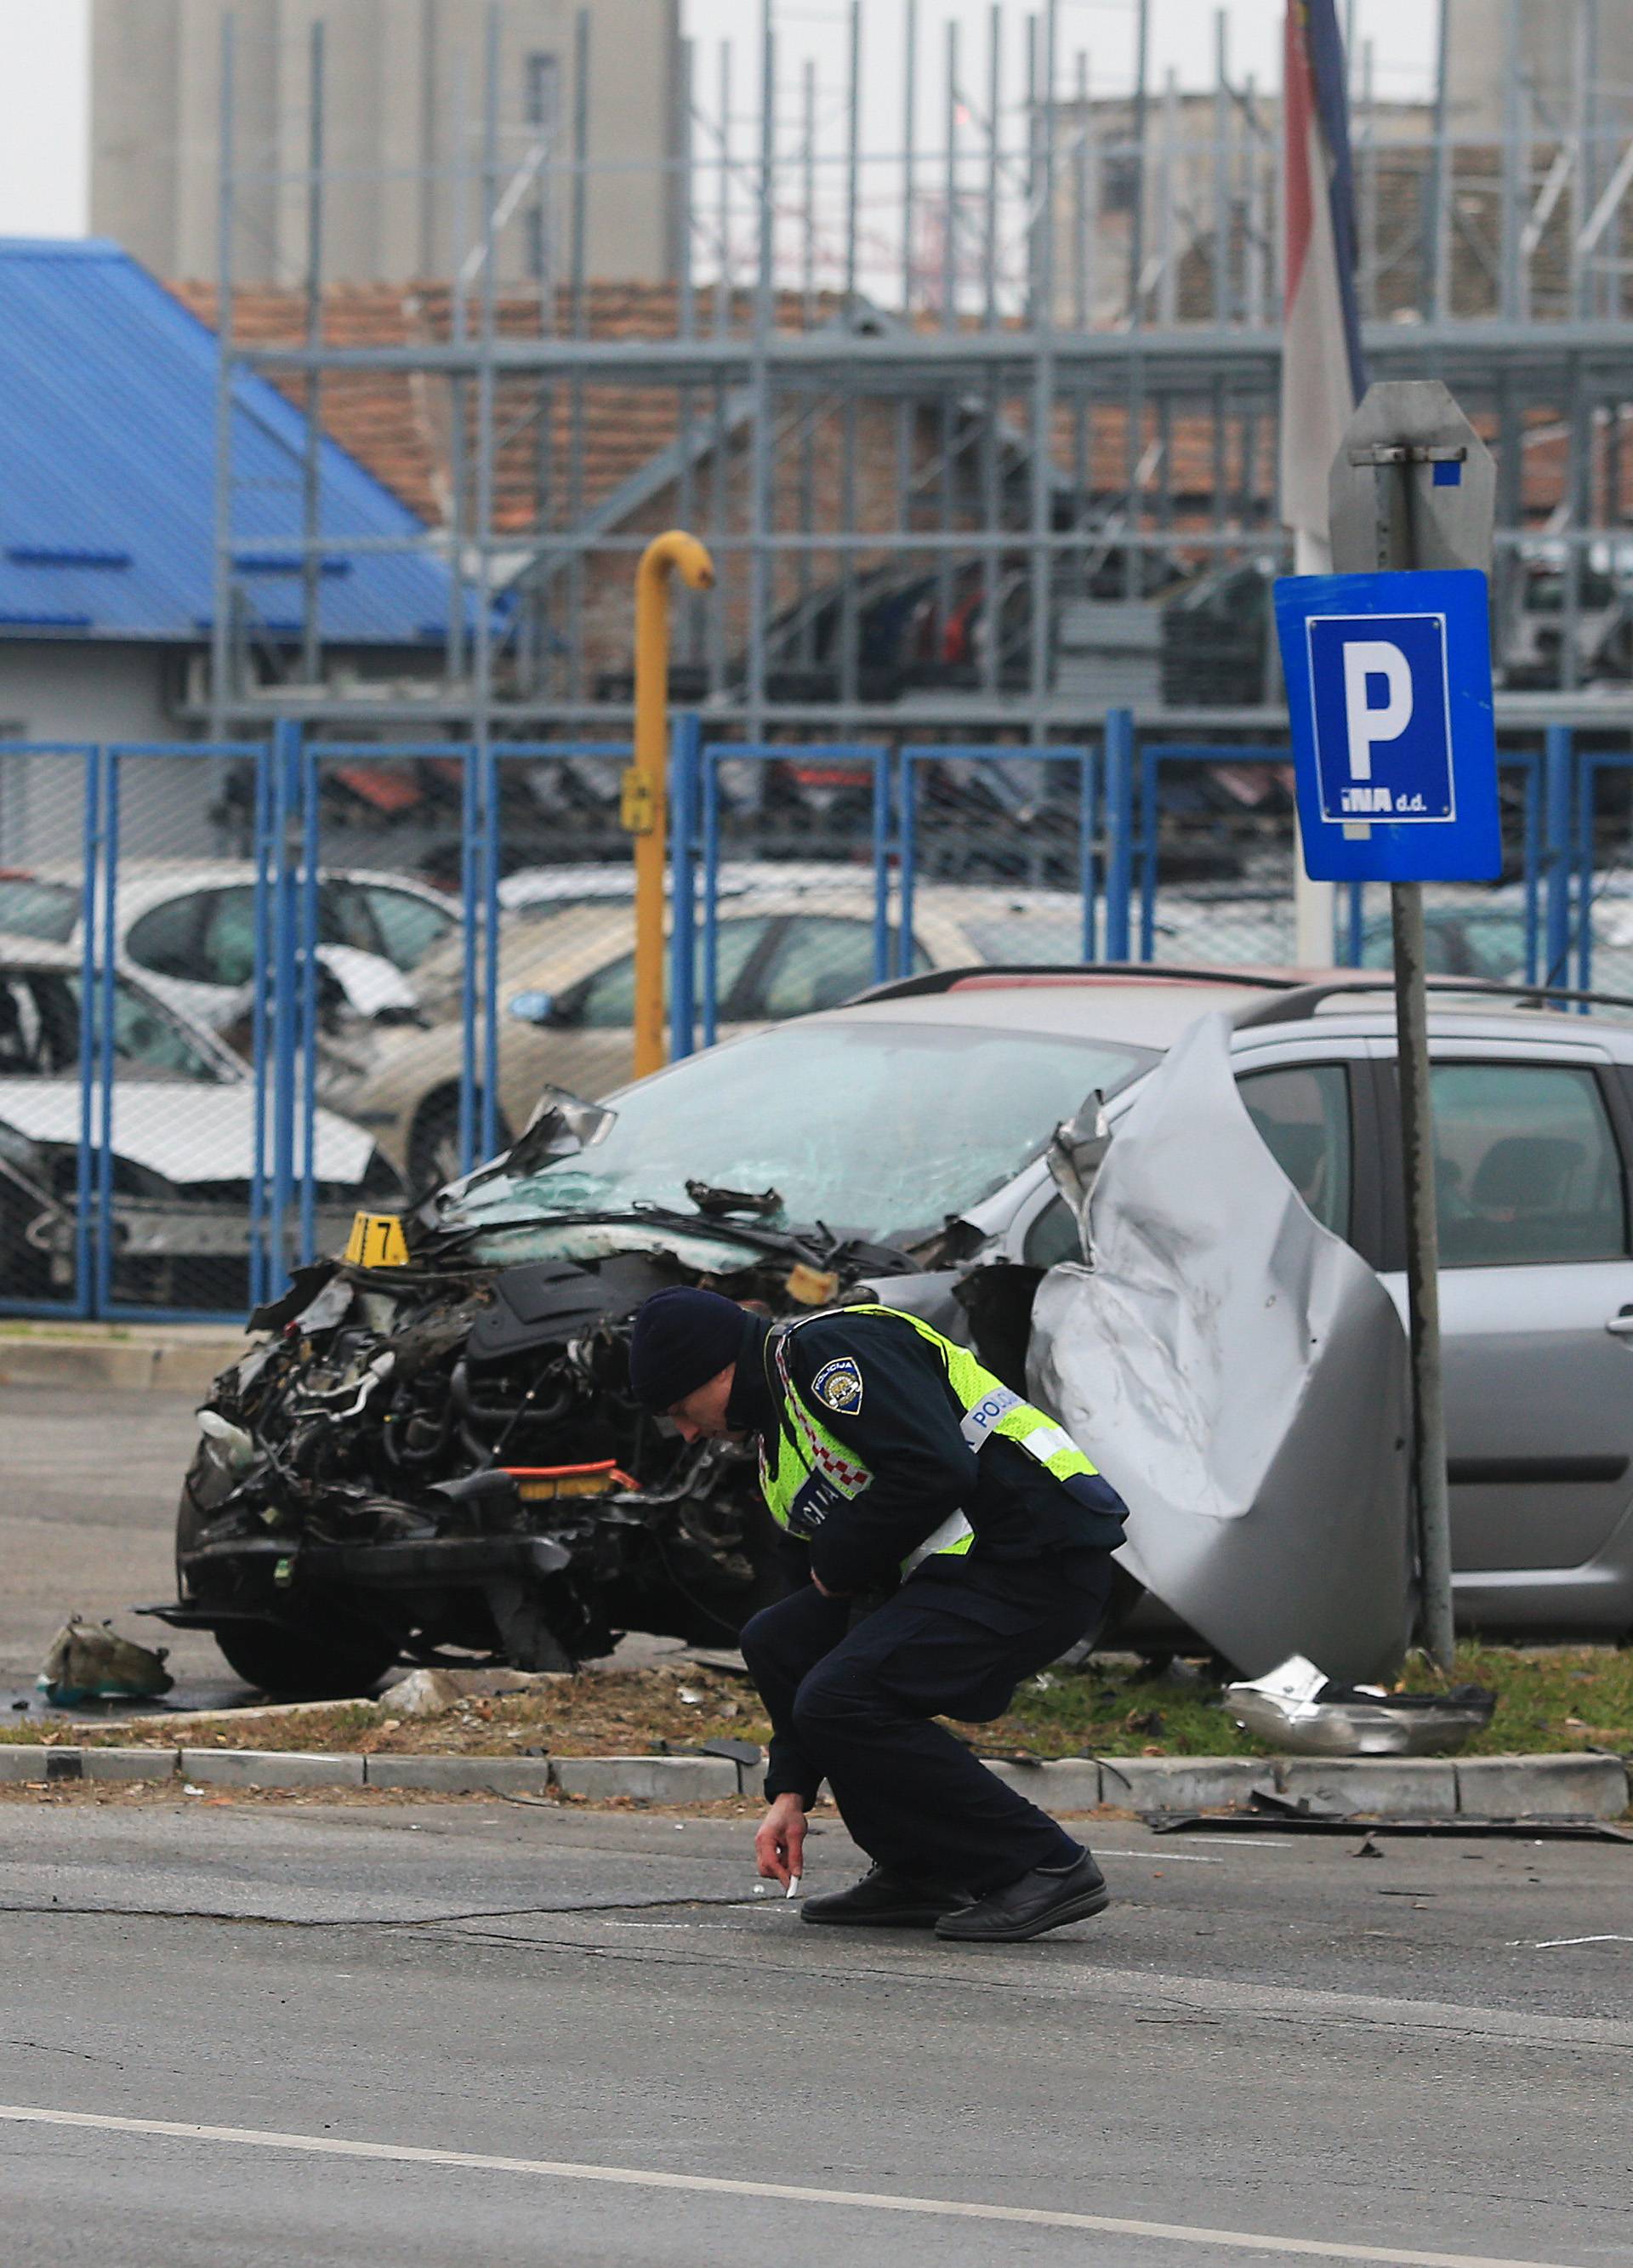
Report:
786,1874,801,1900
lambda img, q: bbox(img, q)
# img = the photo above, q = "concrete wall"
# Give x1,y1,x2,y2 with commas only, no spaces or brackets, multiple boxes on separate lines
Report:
0,643,228,867
90,0,681,288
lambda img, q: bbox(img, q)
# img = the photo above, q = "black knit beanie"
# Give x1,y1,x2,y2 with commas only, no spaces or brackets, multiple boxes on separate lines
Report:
627,1286,748,1412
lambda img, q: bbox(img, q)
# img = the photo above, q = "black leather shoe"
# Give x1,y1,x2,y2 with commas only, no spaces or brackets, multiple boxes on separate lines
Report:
801,1865,974,1928
934,1849,1109,1943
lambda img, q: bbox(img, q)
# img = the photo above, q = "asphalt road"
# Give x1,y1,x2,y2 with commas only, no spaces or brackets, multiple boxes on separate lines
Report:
0,1383,683,1704
0,1798,1628,2268
0,1383,231,1696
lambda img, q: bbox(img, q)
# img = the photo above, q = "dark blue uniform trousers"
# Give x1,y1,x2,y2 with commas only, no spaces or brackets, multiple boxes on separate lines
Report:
738,1548,1114,1895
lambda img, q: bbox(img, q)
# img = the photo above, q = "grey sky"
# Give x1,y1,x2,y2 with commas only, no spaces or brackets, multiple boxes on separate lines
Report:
0,1,1434,242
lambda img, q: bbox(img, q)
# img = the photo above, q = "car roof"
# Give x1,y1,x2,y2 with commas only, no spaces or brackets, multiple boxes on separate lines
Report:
0,933,84,972
809,968,1633,1053
803,974,1281,1047
422,892,901,992
9,863,452,912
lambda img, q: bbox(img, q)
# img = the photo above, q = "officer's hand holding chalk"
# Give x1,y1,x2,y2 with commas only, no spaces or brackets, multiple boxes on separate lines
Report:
755,1790,806,1890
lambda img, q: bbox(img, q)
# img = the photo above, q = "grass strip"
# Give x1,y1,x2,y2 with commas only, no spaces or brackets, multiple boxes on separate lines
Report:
5,1644,1629,1761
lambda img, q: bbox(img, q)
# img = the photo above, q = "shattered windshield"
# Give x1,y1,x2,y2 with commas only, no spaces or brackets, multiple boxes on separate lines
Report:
453,1017,1155,1247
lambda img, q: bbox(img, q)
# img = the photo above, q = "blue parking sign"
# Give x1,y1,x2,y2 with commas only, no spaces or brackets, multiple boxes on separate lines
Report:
1274,567,1500,881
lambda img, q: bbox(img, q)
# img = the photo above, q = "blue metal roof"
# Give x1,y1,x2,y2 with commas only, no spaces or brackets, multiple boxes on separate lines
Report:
0,238,452,647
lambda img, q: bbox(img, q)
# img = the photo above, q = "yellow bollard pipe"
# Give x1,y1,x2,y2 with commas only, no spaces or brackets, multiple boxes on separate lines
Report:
629,530,714,1080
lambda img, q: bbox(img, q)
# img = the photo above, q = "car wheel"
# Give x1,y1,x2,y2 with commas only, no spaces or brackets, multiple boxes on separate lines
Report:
407,1087,512,1194
176,1482,401,1699
212,1619,401,1702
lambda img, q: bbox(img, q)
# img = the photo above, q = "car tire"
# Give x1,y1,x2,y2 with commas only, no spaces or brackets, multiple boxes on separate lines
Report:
210,1618,401,1702
407,1087,512,1194
176,1481,401,1700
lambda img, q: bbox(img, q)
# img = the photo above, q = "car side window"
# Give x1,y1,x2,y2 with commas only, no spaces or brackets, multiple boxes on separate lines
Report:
196,887,259,988
1237,1063,1353,1241
574,949,638,1030
0,974,51,1073
126,893,207,983
40,973,217,1081
320,879,386,957
753,917,925,1019
1022,1193,1084,1270
362,885,453,971
572,918,772,1030
0,880,77,944
105,979,219,1080
1431,1063,1627,1267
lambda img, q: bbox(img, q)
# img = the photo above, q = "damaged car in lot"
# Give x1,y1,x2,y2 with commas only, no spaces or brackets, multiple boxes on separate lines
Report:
153,967,1633,1696
0,938,403,1310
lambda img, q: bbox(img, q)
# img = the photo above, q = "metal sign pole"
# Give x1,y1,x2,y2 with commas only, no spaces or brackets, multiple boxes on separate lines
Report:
1388,869,1455,1669
1321,381,1498,1672
1361,448,1455,1673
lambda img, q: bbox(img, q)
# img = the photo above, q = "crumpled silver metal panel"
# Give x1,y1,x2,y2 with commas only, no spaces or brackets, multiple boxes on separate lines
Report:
1027,1012,1414,1683
1223,1685,1494,1756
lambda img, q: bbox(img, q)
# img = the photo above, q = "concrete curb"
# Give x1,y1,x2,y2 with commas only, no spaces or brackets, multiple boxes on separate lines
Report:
1,1746,1626,1816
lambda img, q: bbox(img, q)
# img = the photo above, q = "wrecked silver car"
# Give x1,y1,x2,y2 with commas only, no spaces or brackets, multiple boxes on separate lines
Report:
152,1007,1152,1696
156,965,1630,1700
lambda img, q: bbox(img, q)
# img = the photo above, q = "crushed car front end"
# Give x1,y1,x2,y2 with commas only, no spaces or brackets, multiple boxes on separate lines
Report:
151,1005,1163,1696
156,1203,922,1696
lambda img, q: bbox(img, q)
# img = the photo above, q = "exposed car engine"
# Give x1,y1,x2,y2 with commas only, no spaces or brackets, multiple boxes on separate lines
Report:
154,1214,928,1698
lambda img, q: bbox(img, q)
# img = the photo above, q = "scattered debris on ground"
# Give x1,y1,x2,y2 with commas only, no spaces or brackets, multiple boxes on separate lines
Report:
1222,1654,1498,1756
37,1618,173,1707
3,1644,1629,1763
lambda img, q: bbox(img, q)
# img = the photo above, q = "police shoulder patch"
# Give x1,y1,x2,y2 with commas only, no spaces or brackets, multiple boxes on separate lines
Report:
811,1355,864,1416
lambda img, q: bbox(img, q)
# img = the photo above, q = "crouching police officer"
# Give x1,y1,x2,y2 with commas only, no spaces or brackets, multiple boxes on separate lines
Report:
627,1285,1128,1944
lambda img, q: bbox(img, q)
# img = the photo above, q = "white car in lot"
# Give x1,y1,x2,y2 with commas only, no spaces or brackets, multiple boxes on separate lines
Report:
0,862,458,1035
0,938,403,1312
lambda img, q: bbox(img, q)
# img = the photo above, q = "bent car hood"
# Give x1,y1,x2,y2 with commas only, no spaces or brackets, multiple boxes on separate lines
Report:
0,1080,377,1188
1027,1013,1413,1683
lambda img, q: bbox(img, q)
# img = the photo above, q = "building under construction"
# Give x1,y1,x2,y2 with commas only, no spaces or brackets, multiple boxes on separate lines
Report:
111,0,1633,746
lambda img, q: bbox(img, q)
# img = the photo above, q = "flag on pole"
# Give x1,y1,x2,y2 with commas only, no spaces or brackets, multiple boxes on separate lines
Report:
1281,1,1366,572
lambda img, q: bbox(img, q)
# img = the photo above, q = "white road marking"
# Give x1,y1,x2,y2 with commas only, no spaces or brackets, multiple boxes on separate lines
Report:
1095,1849,1224,1866
0,2101,1589,2267
1159,1836,1293,1850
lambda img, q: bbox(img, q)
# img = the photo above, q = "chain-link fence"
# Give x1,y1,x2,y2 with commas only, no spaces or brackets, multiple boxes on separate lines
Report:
1569,745,1633,998
898,746,1096,974
1135,743,1296,968
0,729,643,1322
1133,744,1546,981
0,744,97,1315
688,741,891,1046
0,715,1604,1327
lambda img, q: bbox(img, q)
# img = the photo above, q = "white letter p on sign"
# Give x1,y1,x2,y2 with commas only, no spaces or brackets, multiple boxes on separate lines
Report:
1342,640,1414,782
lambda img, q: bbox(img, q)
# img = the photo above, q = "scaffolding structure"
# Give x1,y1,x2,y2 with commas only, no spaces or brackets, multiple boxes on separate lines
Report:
205,0,1633,749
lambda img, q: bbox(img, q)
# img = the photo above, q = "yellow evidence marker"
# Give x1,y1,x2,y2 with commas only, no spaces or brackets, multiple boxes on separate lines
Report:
344,1211,410,1268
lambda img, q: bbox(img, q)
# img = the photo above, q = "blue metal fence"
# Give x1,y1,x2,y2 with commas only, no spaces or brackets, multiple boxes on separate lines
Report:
696,739,892,1044
0,713,1621,1328
899,744,1098,969
1569,736,1633,994
104,739,270,1321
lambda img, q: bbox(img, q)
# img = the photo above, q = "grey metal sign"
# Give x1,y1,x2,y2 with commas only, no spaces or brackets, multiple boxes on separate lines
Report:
1329,379,1495,576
